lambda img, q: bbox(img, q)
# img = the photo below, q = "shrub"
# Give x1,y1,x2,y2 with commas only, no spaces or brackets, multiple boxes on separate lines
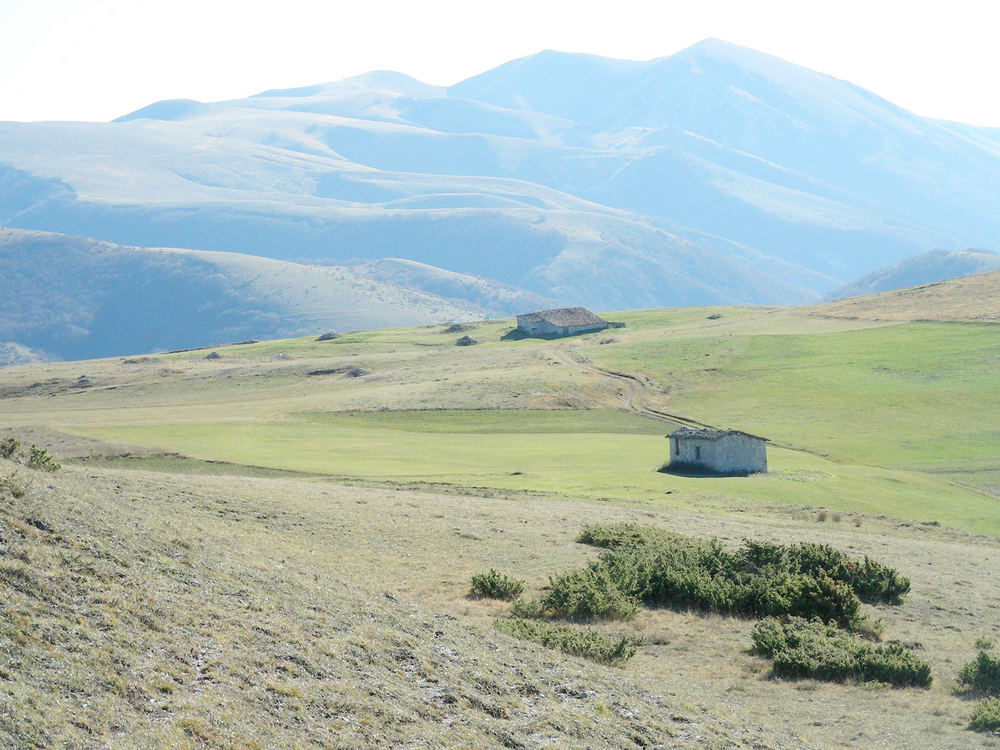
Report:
535,565,638,622
959,651,1000,694
575,523,908,626
752,617,932,688
578,522,681,549
740,538,909,604
469,569,525,601
785,571,860,628
789,542,910,603
748,617,787,655
24,445,60,472
495,617,641,664
580,534,864,628
0,436,20,459
970,698,1000,732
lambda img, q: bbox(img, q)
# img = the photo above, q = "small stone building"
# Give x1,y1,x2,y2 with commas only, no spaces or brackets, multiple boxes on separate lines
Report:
516,307,609,337
667,427,767,475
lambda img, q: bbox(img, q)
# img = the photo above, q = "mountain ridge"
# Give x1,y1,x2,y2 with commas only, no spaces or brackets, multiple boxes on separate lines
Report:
826,248,1000,300
0,229,501,362
2,38,998,350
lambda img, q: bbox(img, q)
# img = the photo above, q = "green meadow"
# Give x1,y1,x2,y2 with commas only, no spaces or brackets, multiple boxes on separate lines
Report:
77,411,999,535
590,320,1000,472
7,307,1000,535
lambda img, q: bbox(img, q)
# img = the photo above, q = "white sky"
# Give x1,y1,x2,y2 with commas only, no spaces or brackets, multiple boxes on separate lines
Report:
1,0,999,126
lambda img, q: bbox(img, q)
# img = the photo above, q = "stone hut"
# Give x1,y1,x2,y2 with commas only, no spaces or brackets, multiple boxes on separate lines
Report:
515,307,609,337
667,427,767,475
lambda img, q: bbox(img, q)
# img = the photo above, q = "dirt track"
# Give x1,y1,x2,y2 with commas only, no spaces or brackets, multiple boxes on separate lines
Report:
552,346,711,430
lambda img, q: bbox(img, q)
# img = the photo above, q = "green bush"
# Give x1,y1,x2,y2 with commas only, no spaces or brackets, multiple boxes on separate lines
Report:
469,569,525,601
0,436,20,460
788,541,910,603
959,651,1000,694
495,617,641,664
578,522,682,549
535,565,638,622
751,617,932,688
517,525,906,631
574,523,908,626
582,536,862,628
24,445,60,472
970,698,1000,732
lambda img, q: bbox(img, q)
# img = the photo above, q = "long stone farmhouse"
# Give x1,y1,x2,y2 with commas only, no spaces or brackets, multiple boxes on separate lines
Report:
516,307,609,337
667,427,768,475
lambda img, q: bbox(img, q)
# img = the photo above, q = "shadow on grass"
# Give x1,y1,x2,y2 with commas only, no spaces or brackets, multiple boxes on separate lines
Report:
657,462,757,478
499,328,616,341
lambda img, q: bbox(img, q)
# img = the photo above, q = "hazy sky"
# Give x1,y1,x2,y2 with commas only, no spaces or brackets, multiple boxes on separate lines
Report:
2,0,998,125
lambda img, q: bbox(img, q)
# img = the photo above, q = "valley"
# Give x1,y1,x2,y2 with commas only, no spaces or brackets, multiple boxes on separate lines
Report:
2,277,1000,746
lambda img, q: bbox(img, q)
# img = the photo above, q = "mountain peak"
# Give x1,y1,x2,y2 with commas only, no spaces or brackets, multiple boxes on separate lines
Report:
114,99,210,123
253,71,442,100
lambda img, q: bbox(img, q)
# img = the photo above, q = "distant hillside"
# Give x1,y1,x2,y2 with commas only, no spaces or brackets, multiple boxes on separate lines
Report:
826,248,1000,300
809,268,1000,322
351,257,560,314
0,229,490,361
7,39,1000,310
0,342,54,367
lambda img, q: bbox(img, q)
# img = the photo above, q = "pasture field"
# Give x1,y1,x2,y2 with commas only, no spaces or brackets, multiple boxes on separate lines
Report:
68,412,996,534
3,306,997,534
590,316,1000,471
3,296,1000,747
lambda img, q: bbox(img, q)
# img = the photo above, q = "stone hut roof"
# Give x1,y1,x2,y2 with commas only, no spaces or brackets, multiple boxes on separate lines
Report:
517,307,608,326
668,427,767,442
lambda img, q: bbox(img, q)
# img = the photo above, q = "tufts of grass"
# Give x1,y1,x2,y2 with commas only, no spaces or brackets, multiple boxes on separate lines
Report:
495,617,641,665
0,472,27,499
0,436,20,459
469,569,524,601
751,617,932,688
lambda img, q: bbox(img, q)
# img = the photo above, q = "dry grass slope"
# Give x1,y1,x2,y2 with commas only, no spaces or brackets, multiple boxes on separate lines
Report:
809,269,1000,322
3,453,1000,747
0,457,774,749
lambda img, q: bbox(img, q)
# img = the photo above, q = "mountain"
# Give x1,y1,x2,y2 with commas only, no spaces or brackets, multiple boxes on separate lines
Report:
4,39,998,324
454,42,1000,265
826,248,1000,299
0,229,493,361
350,258,559,314
0,341,53,367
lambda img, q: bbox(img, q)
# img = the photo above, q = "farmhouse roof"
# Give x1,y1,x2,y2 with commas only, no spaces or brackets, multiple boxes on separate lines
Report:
517,307,607,326
668,427,767,442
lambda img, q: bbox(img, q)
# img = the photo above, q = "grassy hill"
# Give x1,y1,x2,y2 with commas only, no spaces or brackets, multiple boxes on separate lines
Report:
810,268,1000,323
2,293,1000,746
0,228,495,362
826,249,1000,300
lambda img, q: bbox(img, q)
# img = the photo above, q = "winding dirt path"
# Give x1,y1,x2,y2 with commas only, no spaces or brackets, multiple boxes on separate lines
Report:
551,346,714,430
551,345,839,461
